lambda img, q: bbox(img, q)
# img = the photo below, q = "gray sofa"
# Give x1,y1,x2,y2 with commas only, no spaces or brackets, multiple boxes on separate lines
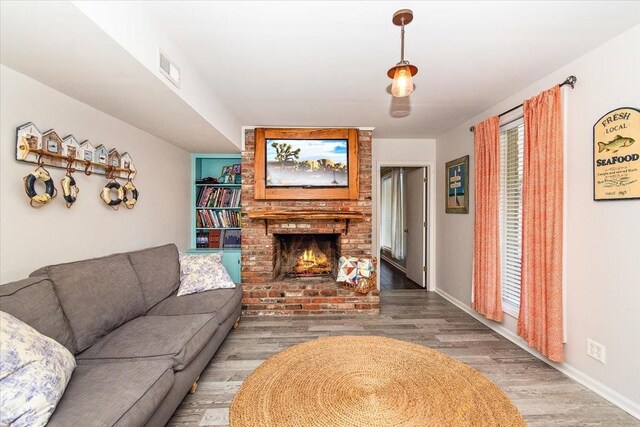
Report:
0,244,242,427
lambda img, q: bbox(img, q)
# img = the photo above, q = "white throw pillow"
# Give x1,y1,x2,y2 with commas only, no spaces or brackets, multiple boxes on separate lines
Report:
177,252,236,296
0,311,76,427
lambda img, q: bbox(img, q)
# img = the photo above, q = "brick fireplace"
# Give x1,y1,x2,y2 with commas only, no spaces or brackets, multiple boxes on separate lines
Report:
241,129,379,315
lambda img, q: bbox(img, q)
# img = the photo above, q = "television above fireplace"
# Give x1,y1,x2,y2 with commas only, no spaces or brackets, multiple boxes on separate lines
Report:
266,138,348,188
254,128,359,200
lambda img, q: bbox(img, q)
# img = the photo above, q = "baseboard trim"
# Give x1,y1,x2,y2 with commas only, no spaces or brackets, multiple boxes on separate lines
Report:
379,254,406,273
435,287,640,420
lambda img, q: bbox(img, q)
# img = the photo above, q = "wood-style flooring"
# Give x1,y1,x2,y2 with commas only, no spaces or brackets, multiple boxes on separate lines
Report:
168,290,639,426
379,258,423,290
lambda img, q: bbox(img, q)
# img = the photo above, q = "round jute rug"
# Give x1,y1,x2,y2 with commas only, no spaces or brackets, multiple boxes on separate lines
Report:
230,336,526,427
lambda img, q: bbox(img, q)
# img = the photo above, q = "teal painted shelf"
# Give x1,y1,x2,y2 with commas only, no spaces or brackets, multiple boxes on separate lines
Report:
191,153,242,283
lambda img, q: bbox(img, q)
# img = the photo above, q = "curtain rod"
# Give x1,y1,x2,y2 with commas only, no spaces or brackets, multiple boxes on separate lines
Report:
469,75,577,132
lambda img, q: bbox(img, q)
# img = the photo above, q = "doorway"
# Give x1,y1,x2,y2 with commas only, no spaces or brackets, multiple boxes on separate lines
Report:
378,166,431,290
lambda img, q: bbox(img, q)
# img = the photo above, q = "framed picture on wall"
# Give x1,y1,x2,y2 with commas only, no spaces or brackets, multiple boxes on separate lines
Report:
445,155,469,214
593,107,640,201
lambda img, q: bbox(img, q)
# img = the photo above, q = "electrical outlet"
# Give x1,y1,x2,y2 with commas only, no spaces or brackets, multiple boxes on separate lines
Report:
587,338,606,364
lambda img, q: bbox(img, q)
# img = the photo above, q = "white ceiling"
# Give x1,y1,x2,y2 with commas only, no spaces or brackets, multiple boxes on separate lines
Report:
1,1,639,149
146,1,640,138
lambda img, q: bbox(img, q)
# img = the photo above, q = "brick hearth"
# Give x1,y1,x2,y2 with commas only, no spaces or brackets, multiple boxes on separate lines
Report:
242,279,380,316
241,129,379,315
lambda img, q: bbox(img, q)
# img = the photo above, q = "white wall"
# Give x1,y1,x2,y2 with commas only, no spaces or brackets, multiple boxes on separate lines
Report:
372,138,437,289
0,65,191,283
436,25,640,415
72,1,242,148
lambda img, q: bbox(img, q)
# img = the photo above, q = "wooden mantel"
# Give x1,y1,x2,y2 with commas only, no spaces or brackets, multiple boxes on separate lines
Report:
248,209,364,234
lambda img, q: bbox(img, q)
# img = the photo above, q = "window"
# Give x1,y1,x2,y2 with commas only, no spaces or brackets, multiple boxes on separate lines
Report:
380,173,393,249
499,120,524,314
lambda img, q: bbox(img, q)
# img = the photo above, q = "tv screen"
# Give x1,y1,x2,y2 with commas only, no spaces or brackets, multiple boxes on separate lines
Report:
265,139,348,187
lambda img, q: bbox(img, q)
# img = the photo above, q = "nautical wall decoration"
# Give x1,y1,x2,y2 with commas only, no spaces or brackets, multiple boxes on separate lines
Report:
16,122,139,209
122,179,139,209
23,163,57,208
60,160,80,209
100,169,125,210
16,122,137,177
593,107,640,201
445,155,470,213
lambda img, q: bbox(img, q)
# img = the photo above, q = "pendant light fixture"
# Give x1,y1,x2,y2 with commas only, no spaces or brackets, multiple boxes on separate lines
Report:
387,9,418,98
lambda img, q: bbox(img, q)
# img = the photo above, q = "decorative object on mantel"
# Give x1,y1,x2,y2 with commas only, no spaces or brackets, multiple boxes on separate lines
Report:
445,155,469,213
100,169,125,210
254,128,359,200
60,160,80,208
387,9,418,98
23,159,57,208
248,209,364,235
16,122,137,178
593,107,639,201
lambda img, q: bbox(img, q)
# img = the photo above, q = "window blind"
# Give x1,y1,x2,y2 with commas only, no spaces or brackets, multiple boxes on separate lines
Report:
380,175,393,249
499,121,524,312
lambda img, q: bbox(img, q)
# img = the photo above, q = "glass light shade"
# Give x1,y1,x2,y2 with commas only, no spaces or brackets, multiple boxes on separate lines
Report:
391,65,414,97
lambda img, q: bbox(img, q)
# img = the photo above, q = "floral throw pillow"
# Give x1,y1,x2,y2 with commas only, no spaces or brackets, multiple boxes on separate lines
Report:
0,311,76,427
177,252,236,296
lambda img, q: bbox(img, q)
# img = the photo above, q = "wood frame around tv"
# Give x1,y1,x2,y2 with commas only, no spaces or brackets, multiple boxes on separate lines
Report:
254,128,359,200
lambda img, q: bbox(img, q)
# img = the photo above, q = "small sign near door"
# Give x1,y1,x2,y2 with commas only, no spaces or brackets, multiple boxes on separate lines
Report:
445,155,469,213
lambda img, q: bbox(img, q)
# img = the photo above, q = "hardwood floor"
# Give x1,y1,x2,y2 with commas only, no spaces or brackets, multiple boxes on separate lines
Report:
379,258,423,290
168,290,639,426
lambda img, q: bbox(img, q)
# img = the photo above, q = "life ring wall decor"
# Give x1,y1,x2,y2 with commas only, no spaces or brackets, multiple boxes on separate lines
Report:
23,166,57,208
61,175,79,208
100,180,125,210
60,159,80,208
122,180,139,209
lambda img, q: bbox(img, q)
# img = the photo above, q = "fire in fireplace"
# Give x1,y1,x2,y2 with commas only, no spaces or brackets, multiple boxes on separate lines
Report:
275,234,339,278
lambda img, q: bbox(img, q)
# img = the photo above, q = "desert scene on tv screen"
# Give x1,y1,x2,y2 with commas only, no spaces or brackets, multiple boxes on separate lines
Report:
266,139,348,187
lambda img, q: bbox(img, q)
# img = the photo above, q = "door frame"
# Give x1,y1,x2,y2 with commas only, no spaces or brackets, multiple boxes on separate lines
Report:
375,161,436,291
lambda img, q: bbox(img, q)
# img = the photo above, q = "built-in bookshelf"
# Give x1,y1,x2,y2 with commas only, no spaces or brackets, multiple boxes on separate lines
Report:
189,154,242,283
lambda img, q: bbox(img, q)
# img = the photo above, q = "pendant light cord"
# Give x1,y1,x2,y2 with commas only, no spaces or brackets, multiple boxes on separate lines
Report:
400,18,406,64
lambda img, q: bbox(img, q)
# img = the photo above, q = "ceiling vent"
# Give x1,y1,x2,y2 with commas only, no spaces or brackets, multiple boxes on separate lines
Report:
159,51,180,88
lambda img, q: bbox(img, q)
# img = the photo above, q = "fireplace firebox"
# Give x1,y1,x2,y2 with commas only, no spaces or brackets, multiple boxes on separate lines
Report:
274,234,340,279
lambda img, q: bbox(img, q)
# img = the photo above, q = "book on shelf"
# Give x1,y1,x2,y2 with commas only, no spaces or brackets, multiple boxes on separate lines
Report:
196,187,241,208
223,229,241,248
195,229,241,249
195,210,242,229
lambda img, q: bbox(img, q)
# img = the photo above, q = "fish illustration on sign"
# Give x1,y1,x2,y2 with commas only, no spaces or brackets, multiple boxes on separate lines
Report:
597,135,635,153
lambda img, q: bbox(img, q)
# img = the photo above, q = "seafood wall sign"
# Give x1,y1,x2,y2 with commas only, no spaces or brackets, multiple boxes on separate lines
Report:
593,107,640,201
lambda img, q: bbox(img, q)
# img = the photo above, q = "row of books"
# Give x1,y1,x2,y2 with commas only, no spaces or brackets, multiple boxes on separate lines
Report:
196,209,241,229
196,229,241,249
196,187,241,208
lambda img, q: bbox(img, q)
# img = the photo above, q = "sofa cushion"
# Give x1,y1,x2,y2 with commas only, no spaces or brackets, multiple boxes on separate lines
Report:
128,244,181,310
47,360,173,427
34,253,146,352
76,314,218,371
0,277,75,353
147,285,242,323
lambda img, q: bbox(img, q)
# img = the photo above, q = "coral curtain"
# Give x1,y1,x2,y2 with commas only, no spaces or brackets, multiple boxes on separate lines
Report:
518,85,564,363
472,116,503,322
